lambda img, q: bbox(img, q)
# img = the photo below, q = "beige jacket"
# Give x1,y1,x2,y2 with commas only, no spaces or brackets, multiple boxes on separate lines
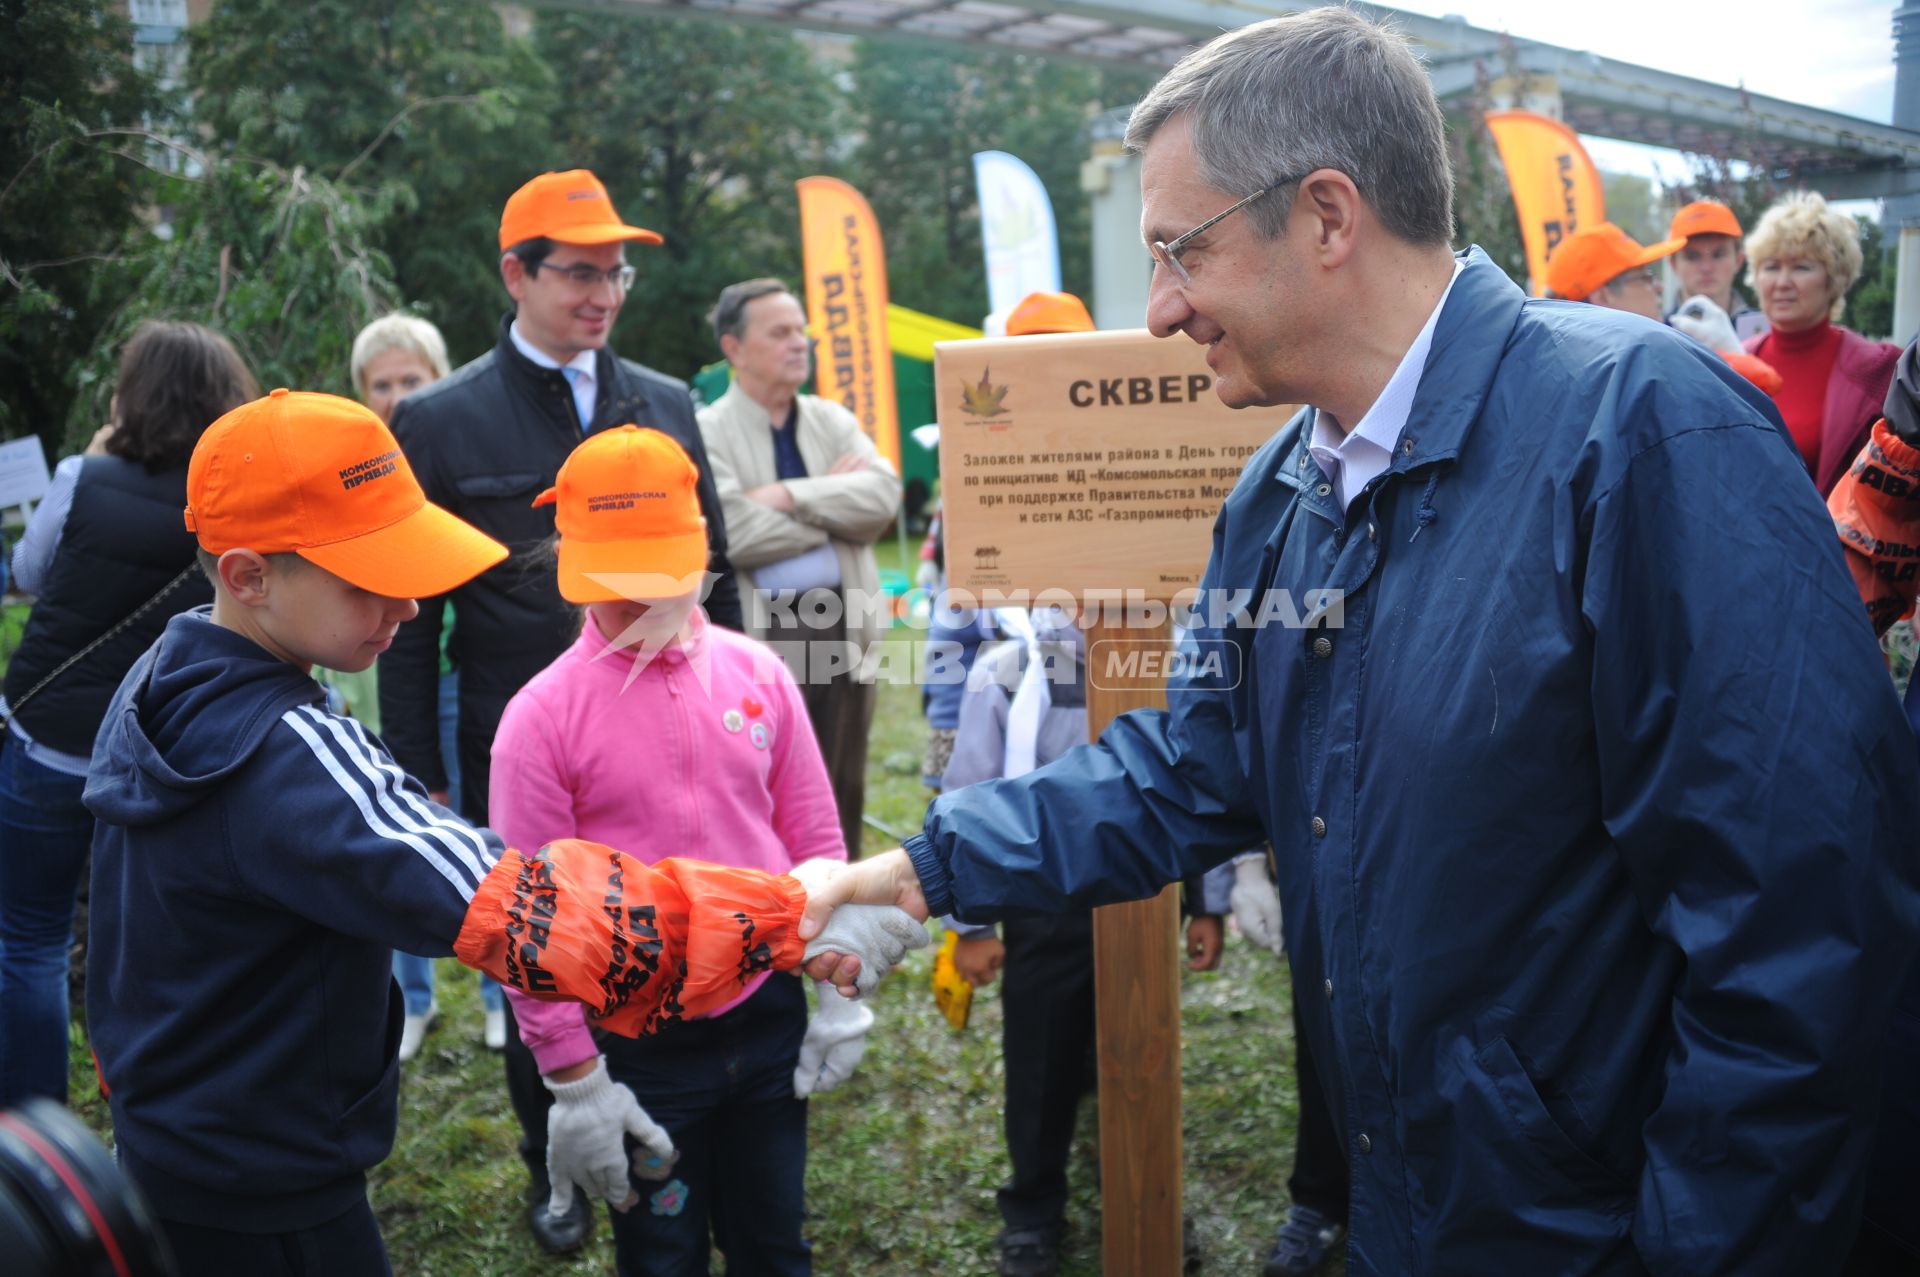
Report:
696,380,901,659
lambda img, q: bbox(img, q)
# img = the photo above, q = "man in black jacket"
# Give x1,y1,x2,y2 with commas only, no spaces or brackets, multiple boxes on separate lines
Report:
379,168,742,1255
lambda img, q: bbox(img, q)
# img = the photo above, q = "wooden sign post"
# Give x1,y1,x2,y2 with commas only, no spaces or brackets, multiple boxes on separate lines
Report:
936,329,1295,1275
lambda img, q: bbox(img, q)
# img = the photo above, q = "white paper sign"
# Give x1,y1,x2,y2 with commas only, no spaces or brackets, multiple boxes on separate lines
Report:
0,436,51,510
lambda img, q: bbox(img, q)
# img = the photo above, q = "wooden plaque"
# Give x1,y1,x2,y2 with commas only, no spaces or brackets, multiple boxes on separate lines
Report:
934,329,1297,600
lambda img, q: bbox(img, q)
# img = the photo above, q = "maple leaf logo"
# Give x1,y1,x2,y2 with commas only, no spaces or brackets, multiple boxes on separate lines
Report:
959,366,1010,418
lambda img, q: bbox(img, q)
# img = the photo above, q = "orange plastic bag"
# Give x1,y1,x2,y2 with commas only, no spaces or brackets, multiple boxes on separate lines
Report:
456,839,808,1037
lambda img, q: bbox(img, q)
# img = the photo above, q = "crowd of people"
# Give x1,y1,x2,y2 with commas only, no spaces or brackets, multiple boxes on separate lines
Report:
3,6,1920,1277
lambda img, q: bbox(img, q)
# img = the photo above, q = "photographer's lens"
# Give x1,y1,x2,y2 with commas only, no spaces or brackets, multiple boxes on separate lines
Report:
0,1100,174,1276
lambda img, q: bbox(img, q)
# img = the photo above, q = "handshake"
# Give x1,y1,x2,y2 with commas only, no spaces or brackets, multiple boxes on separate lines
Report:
540,850,934,1220
790,850,933,997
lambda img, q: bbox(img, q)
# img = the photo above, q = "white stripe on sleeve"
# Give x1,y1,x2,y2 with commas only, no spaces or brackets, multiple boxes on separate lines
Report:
281,708,487,898
303,707,499,876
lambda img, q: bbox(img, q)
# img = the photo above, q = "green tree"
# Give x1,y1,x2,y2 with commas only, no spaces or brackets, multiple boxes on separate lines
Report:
846,41,1155,326
185,0,552,366
0,0,159,450
1448,115,1527,286
1848,214,1897,340
64,159,400,452
530,13,845,378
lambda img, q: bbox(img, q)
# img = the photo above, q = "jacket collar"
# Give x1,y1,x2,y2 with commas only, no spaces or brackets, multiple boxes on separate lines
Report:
1276,247,1524,490
573,605,711,667
494,312,614,399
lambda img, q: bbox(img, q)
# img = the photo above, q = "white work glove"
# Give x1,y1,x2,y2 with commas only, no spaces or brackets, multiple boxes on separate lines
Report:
543,1057,678,1217
1231,855,1284,955
802,903,932,997
793,980,876,1098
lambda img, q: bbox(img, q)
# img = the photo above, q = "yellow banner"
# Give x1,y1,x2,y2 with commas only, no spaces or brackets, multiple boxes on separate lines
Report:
1484,110,1606,297
797,176,900,472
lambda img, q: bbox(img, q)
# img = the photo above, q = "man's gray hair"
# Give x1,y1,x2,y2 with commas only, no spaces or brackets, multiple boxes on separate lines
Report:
1124,8,1453,246
710,277,796,346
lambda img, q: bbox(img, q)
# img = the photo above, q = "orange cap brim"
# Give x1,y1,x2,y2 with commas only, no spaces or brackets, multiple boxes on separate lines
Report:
1633,236,1688,269
550,221,664,247
299,501,509,598
555,528,710,604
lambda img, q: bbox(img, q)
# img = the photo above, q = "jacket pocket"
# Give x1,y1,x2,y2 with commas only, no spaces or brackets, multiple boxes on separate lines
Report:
332,997,403,1173
452,470,542,501
1418,1035,1637,1274
1474,1034,1633,1201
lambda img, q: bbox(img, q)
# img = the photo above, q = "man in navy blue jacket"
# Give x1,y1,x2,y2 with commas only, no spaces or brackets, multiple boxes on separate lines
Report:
805,10,1920,1275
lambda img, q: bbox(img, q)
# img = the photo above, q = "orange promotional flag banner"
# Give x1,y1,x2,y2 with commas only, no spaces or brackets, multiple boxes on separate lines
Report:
1483,110,1607,297
796,176,901,472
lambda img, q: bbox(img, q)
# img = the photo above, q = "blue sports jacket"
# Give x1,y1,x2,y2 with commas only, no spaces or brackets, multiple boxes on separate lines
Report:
905,250,1920,1275
85,608,501,1230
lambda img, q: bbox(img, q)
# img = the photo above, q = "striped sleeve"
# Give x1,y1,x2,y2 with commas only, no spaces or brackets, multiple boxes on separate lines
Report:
1829,418,1920,635
237,705,504,955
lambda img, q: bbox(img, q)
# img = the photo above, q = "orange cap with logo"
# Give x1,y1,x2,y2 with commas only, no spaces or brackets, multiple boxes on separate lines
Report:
499,169,663,252
185,389,508,598
1006,291,1095,336
1545,223,1687,301
534,426,709,604
1668,200,1744,242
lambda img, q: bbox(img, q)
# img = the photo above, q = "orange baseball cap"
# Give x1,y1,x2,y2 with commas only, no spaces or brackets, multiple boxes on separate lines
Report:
498,169,663,251
534,426,709,604
1006,291,1095,336
185,389,508,598
1545,223,1686,301
1669,200,1744,242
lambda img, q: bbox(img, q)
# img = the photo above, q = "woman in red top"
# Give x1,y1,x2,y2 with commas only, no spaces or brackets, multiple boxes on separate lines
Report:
1744,191,1901,495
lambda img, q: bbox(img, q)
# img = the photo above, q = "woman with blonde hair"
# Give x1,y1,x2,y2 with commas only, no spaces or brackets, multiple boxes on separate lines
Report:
350,313,450,425
1744,191,1901,494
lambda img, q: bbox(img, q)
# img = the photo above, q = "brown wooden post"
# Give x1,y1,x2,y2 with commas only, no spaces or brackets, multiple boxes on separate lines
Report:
1086,607,1182,1277
931,328,1296,1275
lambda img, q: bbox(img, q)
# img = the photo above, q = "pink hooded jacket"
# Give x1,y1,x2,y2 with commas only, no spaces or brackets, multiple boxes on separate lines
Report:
489,609,846,1072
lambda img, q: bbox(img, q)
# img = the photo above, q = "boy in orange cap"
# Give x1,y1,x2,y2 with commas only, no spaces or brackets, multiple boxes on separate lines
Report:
1666,199,1767,341
82,391,904,1274
1544,222,1685,321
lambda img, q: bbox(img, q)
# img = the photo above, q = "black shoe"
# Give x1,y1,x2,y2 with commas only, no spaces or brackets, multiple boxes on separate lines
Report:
525,1171,593,1255
996,1226,1062,1277
1262,1204,1345,1277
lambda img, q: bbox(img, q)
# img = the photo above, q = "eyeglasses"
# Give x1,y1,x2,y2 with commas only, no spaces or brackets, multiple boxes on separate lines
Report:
1149,172,1306,285
533,261,637,293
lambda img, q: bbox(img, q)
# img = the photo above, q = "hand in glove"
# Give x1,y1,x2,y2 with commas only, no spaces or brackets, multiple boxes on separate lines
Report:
793,980,876,1097
543,1057,679,1217
802,903,931,997
1231,856,1284,955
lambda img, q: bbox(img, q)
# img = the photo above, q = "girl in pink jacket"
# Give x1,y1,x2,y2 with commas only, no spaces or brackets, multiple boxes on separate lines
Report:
490,426,869,1276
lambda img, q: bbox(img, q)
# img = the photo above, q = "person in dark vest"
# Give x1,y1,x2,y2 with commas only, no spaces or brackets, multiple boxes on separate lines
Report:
377,168,743,1255
0,320,257,1105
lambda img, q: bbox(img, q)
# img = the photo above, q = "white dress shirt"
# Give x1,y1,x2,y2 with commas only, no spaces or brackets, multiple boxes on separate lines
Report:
1308,258,1464,511
509,321,598,429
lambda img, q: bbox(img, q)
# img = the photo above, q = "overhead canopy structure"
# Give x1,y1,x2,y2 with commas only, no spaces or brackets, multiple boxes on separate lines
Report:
552,0,1920,196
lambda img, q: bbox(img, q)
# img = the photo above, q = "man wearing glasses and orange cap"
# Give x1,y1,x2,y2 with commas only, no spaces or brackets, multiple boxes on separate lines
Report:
379,168,744,1255
1544,222,1685,321
1666,199,1768,341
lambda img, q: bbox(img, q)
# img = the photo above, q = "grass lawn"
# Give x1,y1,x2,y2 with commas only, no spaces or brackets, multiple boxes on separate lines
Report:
59,549,1326,1275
